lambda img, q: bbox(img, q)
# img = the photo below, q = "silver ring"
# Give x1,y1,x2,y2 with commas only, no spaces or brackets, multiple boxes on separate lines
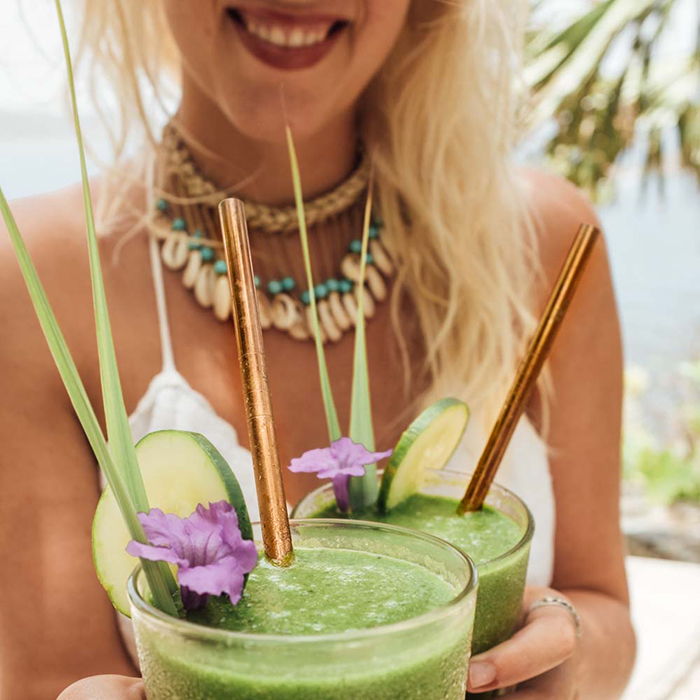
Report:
528,596,583,639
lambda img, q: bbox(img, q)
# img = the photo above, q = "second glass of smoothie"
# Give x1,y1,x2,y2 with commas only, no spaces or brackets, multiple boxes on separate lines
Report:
293,469,534,655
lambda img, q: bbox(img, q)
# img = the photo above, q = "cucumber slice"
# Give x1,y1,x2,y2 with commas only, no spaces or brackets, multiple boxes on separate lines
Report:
378,398,469,512
92,430,253,616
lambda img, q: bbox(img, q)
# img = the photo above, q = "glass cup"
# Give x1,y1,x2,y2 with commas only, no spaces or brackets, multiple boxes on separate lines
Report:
293,470,534,656
128,519,478,700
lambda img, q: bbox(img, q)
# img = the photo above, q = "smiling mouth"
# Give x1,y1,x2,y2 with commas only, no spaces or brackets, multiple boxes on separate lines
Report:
227,7,349,50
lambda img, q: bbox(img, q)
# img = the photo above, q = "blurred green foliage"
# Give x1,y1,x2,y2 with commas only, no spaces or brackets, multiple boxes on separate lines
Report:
526,0,699,201
624,360,700,504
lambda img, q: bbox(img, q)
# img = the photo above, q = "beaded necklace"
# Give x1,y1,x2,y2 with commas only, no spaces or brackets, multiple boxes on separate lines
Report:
149,124,393,343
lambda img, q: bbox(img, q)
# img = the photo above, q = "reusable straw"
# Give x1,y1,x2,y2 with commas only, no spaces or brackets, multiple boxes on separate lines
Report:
458,223,600,513
219,198,294,565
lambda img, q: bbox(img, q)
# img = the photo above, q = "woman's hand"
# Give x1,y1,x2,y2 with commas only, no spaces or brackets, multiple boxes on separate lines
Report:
467,586,581,698
56,675,145,700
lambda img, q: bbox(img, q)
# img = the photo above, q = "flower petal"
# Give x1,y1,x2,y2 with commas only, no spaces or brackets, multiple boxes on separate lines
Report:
332,474,351,513
288,446,338,474
331,437,393,468
178,557,249,604
137,508,190,550
127,501,258,610
125,540,186,567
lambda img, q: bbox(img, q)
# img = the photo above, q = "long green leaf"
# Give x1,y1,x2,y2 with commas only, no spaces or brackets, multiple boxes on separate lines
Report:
348,184,379,511
54,0,149,512
285,126,341,442
0,190,178,616
51,0,179,614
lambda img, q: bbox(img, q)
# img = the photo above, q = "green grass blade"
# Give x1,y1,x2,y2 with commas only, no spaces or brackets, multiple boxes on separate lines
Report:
0,190,178,616
285,126,341,442
348,184,379,510
53,0,179,613
53,0,149,512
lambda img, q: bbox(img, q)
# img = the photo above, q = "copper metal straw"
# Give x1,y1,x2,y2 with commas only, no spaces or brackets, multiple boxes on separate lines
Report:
219,198,294,565
458,223,600,513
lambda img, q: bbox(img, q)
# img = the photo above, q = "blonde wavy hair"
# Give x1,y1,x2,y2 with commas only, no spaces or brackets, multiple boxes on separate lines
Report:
74,0,546,431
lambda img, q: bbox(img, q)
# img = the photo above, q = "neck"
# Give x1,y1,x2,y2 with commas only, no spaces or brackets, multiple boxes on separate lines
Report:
175,74,359,205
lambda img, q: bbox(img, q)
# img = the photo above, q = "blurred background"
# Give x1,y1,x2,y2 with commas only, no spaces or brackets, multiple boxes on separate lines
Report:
1,1,699,697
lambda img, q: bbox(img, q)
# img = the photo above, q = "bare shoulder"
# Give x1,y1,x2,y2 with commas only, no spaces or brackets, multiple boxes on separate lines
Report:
0,185,94,399
519,168,615,325
520,168,602,273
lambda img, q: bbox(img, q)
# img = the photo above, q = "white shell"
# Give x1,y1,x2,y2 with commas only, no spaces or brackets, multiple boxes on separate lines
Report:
342,292,358,326
271,293,300,331
182,250,202,289
360,286,376,319
194,264,216,308
318,300,342,343
340,253,362,282
370,239,394,276
328,291,351,331
365,265,387,302
288,321,310,341
213,275,232,322
257,290,272,329
161,235,189,270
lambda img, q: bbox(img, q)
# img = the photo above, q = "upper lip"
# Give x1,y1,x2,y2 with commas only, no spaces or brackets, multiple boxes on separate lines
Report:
227,2,355,25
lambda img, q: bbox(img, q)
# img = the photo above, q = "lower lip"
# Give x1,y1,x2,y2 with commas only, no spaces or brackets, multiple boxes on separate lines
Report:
231,18,344,71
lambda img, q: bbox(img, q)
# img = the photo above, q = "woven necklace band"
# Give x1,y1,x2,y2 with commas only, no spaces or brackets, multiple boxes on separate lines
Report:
161,122,371,235
152,123,394,342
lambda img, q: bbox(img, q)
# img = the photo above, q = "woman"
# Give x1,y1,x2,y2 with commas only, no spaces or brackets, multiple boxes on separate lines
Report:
0,1,635,698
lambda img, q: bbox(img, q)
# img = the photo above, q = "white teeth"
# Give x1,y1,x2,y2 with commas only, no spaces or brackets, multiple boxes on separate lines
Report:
240,13,332,48
270,27,285,45
289,28,305,47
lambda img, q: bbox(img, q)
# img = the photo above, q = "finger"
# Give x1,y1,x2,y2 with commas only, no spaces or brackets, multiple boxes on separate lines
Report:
57,675,145,700
467,605,577,693
508,659,578,699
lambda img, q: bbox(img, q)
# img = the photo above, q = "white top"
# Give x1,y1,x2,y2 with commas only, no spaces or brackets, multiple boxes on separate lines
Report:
113,234,555,663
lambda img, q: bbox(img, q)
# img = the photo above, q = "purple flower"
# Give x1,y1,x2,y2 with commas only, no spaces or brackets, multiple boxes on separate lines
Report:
126,501,257,610
289,437,392,512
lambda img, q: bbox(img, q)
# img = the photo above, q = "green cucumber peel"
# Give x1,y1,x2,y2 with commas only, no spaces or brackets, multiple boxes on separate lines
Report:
93,430,253,616
378,398,470,513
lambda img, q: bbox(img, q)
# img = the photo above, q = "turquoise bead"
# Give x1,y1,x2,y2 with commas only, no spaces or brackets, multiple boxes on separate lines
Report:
214,260,227,275
254,275,260,288
156,198,168,213
314,283,328,299
366,253,374,265
187,229,202,250
349,239,363,254
300,290,311,305
282,276,296,292
369,224,380,240
172,217,187,231
326,278,339,293
201,246,215,262
339,279,353,294
268,279,283,295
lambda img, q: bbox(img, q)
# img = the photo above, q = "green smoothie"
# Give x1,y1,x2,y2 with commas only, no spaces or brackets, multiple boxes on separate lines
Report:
188,548,455,634
310,491,531,654
129,521,478,700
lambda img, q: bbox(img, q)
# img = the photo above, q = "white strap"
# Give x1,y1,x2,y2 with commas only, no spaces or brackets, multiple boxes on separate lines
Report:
148,233,176,373
143,151,177,374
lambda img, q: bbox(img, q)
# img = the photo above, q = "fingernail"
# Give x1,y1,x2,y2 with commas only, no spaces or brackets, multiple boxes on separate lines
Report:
468,660,497,690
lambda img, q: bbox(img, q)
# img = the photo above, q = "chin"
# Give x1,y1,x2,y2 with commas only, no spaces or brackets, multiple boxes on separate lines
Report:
208,3,359,143
221,86,342,144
